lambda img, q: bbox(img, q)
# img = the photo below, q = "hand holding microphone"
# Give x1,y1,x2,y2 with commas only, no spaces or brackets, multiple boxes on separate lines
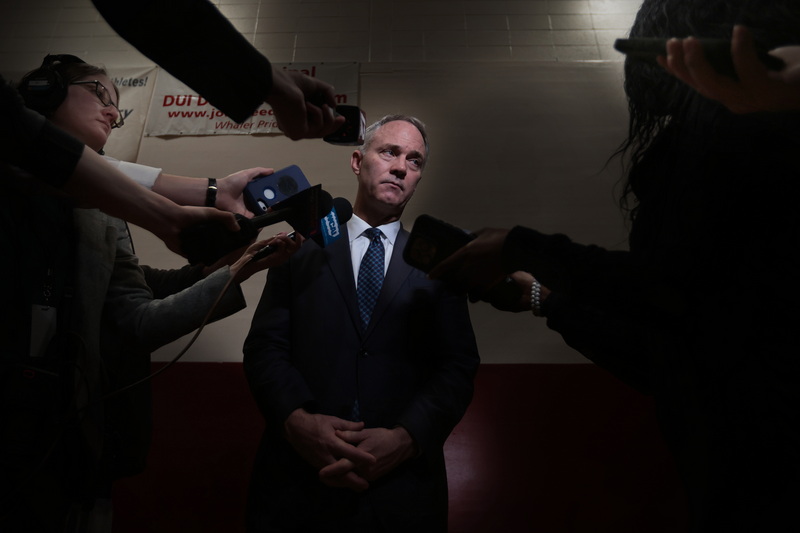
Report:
180,184,332,265
248,196,353,260
231,233,302,282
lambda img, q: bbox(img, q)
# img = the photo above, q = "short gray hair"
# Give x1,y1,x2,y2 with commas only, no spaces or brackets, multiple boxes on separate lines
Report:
359,114,430,167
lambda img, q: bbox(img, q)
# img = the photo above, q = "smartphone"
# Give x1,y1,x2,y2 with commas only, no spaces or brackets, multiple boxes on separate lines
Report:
243,165,311,215
403,214,475,273
404,214,523,308
250,231,297,261
323,105,366,146
613,37,785,79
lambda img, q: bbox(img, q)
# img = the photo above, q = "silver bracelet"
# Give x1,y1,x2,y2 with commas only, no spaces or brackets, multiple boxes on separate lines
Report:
530,279,543,317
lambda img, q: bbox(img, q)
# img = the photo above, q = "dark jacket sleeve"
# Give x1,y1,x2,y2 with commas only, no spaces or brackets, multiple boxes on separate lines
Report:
394,283,480,456
140,264,205,300
542,292,653,393
92,0,273,123
243,259,315,423
502,225,637,300
501,225,655,392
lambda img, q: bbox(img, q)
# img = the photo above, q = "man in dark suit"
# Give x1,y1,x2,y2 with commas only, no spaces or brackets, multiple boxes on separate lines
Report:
243,115,480,532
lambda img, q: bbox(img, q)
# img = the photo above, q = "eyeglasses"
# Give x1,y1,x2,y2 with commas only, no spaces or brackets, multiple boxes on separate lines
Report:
70,80,125,128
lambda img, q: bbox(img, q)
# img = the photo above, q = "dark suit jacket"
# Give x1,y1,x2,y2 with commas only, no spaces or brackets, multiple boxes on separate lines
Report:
244,225,480,532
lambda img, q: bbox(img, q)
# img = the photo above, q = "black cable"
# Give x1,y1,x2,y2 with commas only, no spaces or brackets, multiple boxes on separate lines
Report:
103,269,237,400
2,238,273,526
104,234,287,398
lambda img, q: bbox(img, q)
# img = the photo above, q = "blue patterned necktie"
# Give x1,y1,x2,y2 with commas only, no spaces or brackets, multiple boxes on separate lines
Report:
357,227,385,329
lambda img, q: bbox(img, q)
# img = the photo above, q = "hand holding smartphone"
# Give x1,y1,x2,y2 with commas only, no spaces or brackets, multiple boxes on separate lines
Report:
614,37,785,79
403,215,523,309
243,165,311,215
403,214,475,273
323,105,366,146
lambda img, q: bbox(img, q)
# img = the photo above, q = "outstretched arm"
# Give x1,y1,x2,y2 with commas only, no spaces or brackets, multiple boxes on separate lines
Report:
68,149,239,256
92,0,344,138
152,167,275,217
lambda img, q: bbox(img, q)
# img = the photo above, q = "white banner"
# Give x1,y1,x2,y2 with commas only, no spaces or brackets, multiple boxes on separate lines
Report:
103,66,157,162
144,62,359,137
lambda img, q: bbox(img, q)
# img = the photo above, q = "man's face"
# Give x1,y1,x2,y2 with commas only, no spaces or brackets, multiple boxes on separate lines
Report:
50,74,120,153
351,120,426,218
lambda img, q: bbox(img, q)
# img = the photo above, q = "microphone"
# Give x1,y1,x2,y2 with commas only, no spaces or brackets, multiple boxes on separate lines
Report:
313,197,352,247
251,197,353,261
241,184,332,238
180,184,332,265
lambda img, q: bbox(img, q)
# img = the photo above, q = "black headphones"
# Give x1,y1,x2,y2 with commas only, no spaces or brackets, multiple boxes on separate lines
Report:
18,54,86,115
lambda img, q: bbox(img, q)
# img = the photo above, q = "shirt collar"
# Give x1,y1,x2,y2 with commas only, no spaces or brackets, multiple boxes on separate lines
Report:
348,214,402,246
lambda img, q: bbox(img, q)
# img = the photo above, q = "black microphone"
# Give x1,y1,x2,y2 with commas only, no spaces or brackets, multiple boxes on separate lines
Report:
241,184,332,238
180,184,332,265
312,197,352,247
251,197,353,261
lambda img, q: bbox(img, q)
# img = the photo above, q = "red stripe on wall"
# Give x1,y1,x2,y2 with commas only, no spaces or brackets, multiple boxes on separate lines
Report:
113,363,687,532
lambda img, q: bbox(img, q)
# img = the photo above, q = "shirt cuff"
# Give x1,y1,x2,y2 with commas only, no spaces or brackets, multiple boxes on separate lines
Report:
103,156,162,189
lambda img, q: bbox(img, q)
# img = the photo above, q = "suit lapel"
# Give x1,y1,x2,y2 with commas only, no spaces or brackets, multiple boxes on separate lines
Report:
324,226,413,338
324,226,362,332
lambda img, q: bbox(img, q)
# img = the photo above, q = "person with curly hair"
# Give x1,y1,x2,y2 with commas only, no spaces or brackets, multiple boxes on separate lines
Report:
431,1,800,530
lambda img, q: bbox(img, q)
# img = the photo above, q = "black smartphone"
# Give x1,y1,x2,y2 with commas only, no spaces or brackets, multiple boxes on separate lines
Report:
251,231,297,261
404,214,523,308
403,214,475,273
243,165,311,215
323,105,366,146
614,37,785,79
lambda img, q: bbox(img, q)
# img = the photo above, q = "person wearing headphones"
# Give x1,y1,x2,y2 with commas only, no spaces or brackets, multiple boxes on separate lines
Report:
1,71,239,256
2,0,348,253
13,54,281,218
0,56,300,532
